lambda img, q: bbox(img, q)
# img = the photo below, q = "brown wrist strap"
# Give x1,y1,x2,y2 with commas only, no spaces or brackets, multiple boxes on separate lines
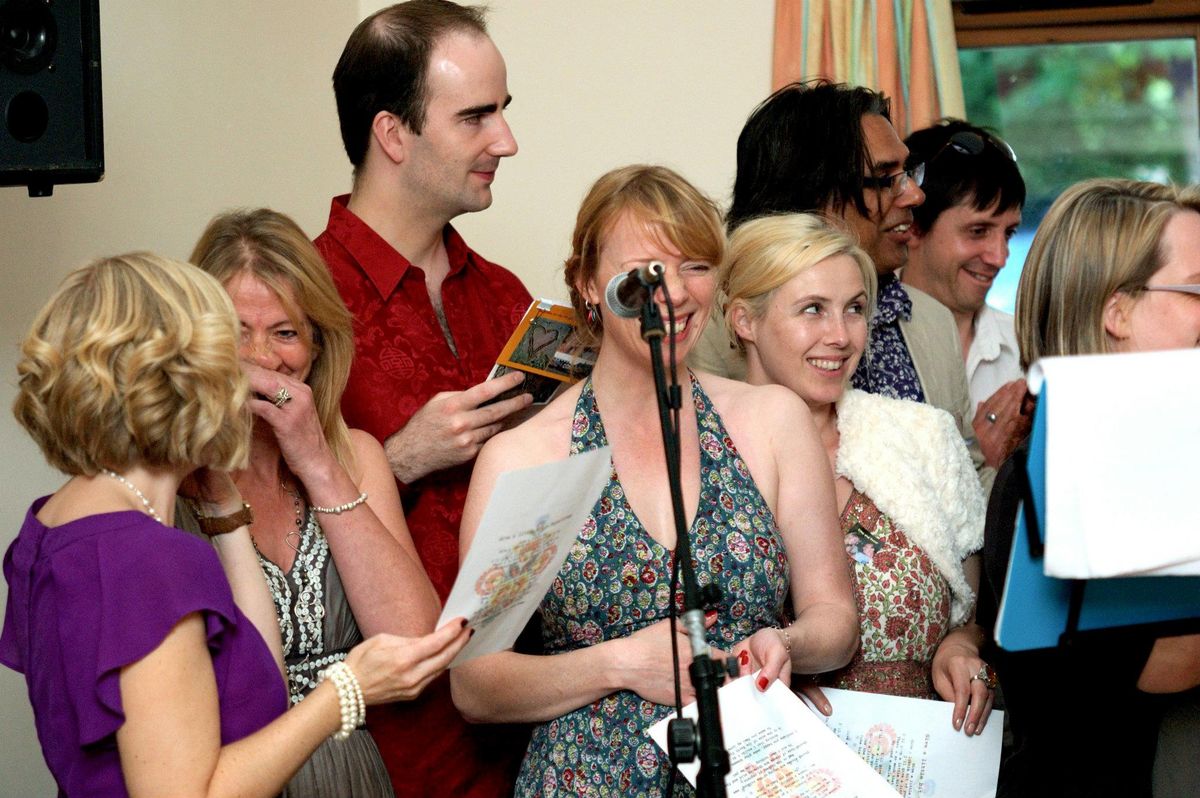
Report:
197,502,254,537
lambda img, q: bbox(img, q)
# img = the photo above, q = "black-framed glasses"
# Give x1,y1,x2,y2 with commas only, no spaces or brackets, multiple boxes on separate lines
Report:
1140,284,1200,296
929,130,1019,164
861,162,925,197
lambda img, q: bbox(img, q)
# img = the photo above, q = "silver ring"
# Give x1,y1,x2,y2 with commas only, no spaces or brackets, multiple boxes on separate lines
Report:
969,663,999,689
985,411,998,424
273,387,292,408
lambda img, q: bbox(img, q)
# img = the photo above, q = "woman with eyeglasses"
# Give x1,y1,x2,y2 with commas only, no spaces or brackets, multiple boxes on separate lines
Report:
982,178,1200,797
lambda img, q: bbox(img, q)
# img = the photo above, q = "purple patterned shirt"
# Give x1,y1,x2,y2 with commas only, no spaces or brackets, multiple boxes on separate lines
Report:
851,274,926,402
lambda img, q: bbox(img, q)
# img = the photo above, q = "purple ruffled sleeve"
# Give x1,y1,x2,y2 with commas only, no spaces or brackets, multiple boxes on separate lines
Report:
76,519,249,744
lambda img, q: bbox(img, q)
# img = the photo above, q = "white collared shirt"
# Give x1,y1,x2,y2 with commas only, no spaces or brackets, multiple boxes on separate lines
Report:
966,305,1023,411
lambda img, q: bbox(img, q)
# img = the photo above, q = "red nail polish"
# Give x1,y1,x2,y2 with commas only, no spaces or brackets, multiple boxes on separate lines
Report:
757,676,769,691
705,610,717,622
468,628,475,638
738,651,750,666
460,618,468,629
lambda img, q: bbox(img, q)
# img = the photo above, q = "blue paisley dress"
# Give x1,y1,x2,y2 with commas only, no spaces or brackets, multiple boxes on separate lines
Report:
514,374,790,797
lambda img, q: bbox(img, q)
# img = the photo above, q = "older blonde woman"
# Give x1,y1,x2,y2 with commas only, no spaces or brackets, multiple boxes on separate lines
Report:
987,178,1200,797
189,208,443,797
0,253,467,798
722,213,993,735
452,167,858,797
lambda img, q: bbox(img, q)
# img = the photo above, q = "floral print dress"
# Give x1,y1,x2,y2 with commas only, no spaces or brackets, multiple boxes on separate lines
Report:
514,375,790,798
822,488,951,699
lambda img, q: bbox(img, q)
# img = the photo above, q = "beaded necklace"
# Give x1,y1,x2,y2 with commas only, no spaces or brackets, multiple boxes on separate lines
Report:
254,506,330,704
101,469,164,524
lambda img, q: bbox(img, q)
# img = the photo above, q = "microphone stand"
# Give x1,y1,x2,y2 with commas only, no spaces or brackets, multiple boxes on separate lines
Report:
636,287,730,798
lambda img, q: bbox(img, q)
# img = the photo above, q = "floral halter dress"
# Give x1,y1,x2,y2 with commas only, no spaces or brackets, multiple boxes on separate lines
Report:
514,375,790,798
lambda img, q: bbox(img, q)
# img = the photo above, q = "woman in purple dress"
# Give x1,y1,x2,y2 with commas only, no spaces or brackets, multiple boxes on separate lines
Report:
0,252,469,797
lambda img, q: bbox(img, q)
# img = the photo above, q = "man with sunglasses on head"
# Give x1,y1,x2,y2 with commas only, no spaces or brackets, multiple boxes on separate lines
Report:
902,120,1030,469
692,80,987,483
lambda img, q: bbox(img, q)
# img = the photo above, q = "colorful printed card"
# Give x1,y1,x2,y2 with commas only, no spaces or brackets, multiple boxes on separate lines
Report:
487,298,598,405
438,446,612,667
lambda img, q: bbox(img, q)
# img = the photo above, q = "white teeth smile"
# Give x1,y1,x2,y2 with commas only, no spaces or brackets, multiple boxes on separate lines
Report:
808,358,843,371
892,224,910,233
668,317,689,335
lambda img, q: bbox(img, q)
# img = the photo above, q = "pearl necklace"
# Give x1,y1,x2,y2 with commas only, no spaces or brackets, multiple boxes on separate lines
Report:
102,468,164,524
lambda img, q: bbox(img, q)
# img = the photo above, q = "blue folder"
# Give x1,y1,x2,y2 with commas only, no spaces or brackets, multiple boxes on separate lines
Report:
995,386,1200,652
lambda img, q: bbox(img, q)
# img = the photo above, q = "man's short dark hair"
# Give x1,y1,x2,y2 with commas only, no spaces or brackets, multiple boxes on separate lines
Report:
905,119,1026,233
727,80,891,233
332,0,488,169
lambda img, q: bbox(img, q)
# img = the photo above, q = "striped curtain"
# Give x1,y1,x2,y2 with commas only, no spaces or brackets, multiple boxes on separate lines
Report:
772,0,965,135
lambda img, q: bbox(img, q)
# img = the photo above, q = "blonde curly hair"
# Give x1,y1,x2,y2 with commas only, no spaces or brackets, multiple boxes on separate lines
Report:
13,252,250,476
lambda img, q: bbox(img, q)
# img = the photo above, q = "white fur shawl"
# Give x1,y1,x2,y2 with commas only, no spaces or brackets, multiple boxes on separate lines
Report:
835,389,986,626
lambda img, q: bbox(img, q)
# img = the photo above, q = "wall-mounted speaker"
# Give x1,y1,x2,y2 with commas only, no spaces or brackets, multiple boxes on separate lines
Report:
0,0,102,197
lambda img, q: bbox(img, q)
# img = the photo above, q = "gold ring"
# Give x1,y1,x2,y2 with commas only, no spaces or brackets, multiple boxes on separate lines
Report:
273,387,292,408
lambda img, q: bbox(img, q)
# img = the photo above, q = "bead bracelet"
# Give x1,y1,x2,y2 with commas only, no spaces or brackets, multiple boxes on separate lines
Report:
311,492,368,515
320,661,365,740
775,626,792,656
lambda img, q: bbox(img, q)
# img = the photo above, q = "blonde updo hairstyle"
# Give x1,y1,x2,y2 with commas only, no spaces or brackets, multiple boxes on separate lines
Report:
190,208,356,471
564,164,725,348
721,213,877,352
14,252,250,476
1015,179,1200,370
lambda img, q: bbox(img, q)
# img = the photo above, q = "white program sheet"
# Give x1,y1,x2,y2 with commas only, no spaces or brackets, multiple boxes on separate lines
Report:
438,446,611,666
1028,349,1200,577
819,687,1003,798
647,675,900,797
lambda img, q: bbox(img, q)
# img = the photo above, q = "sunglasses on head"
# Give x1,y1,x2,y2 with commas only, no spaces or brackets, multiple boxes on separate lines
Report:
929,130,1018,164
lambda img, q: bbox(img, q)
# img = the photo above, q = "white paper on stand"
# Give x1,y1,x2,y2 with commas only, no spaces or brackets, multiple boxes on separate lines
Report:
438,446,612,666
1028,350,1200,578
819,687,1003,798
646,674,899,797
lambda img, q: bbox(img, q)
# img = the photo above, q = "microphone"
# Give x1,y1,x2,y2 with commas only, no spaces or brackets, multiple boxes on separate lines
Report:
604,261,665,319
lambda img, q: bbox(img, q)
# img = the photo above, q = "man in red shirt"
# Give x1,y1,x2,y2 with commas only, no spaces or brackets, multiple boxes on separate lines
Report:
314,2,533,795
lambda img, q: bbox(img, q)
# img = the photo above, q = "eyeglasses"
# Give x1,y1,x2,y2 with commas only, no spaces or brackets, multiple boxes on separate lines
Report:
1140,284,1200,296
929,130,1019,164
861,162,925,197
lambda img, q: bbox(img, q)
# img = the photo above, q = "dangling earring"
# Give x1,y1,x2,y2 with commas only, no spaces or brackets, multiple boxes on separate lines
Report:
585,301,599,326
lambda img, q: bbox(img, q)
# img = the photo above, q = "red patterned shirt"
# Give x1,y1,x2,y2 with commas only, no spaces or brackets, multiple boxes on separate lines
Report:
315,195,532,798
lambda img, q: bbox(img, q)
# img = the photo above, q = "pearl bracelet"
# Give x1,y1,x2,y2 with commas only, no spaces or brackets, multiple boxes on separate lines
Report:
775,626,792,656
311,492,368,515
320,661,365,740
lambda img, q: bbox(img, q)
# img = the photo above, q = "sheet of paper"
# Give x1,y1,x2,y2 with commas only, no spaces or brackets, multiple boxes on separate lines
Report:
819,688,1002,798
438,446,611,666
647,674,900,797
1027,350,1200,578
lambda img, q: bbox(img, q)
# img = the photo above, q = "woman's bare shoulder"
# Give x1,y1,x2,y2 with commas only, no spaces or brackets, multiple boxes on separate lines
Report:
477,381,582,472
694,372,809,422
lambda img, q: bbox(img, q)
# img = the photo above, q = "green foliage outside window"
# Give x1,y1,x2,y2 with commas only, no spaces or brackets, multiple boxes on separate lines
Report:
960,40,1200,221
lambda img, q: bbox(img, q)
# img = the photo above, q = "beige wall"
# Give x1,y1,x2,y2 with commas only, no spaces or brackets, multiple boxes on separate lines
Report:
0,1,773,793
